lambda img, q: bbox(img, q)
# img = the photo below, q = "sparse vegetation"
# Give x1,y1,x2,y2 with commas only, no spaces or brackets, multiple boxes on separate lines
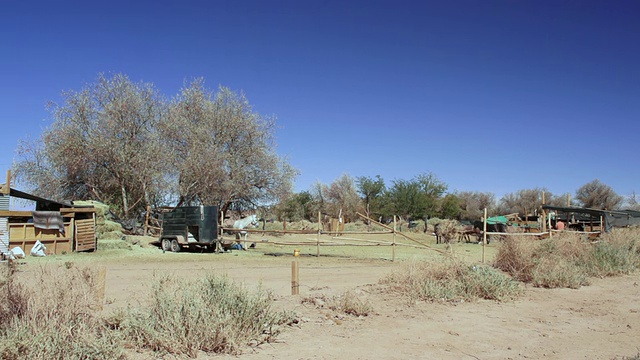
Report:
109,274,292,356
381,258,522,303
301,290,374,317
494,229,640,289
0,265,123,360
0,265,292,359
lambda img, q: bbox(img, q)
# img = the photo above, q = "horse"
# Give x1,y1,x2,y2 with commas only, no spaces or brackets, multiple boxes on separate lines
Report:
472,220,507,244
233,214,259,241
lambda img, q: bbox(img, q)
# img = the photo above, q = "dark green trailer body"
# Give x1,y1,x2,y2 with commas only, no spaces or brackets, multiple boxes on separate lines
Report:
159,205,218,252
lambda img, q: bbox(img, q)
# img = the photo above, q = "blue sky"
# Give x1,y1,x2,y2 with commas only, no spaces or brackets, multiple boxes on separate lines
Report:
1,0,638,200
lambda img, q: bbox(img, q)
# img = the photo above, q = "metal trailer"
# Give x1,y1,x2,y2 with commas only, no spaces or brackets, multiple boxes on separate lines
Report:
159,205,219,252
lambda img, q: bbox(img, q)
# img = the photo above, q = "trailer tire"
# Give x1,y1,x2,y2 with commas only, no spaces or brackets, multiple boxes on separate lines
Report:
161,239,171,252
170,239,181,253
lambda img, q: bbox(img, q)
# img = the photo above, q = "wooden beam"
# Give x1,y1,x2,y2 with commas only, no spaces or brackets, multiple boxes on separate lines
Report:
0,210,32,217
356,212,447,255
60,207,96,213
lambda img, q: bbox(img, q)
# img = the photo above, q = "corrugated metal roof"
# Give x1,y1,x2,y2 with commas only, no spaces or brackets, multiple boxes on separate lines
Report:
0,194,9,211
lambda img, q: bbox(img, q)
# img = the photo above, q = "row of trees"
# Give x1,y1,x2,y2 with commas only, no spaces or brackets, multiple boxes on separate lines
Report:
13,73,635,225
14,74,297,219
273,175,632,223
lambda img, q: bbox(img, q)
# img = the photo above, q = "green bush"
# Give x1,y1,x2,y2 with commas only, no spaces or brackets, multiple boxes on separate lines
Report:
530,254,589,289
584,239,639,276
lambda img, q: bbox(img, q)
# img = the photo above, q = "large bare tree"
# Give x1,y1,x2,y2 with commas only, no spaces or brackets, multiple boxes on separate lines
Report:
356,175,386,221
159,79,297,213
14,73,167,218
497,188,571,216
456,191,496,220
575,179,623,210
325,173,361,222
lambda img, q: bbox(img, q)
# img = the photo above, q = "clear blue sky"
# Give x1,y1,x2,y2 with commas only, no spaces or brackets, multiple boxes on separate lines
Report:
1,0,638,200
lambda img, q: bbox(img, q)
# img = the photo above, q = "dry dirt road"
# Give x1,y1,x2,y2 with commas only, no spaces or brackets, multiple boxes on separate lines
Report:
21,242,640,360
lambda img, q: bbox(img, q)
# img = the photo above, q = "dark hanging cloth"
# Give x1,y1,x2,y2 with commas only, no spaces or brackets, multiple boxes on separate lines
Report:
31,211,65,235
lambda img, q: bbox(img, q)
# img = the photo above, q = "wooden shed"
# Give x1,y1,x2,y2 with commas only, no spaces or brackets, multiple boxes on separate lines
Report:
1,173,97,257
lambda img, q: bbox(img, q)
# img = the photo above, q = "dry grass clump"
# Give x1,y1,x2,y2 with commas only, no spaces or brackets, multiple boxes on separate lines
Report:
302,290,374,317
338,289,374,316
494,229,640,289
110,274,292,357
97,239,132,250
382,258,521,303
494,234,590,288
0,265,123,360
585,228,640,277
1,265,292,359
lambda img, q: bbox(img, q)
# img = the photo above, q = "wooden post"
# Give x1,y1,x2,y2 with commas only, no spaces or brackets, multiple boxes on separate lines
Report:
567,194,571,207
144,205,150,236
291,261,299,295
541,191,547,233
2,169,10,194
482,208,487,264
316,211,321,257
392,215,396,262
95,266,107,311
220,210,224,239
600,215,604,233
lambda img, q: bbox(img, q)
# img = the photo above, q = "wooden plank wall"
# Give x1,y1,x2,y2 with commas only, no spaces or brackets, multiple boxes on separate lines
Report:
9,221,73,255
75,216,96,252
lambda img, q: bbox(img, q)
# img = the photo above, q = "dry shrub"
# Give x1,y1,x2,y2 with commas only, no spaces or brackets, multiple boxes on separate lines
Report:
584,228,640,277
493,235,537,282
494,229,640,289
112,274,292,357
338,290,374,316
531,254,589,289
494,235,590,288
0,265,123,360
382,258,521,303
301,290,374,317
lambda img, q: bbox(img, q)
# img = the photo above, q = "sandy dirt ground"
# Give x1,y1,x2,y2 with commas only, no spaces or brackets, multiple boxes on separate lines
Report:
16,240,640,360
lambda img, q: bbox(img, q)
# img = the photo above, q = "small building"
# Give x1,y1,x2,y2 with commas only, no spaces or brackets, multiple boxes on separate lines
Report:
1,173,96,257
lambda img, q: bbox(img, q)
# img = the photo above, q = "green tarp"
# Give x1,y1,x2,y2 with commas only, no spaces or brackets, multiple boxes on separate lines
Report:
486,216,508,225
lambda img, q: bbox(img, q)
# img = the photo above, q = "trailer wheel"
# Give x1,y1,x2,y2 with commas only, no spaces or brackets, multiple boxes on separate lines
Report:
161,239,171,252
170,239,181,253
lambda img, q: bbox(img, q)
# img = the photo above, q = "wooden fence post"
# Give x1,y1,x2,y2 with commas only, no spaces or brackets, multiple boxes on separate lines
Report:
482,208,487,264
95,266,107,311
317,211,321,257
392,215,396,262
291,261,299,295
541,191,547,233
220,210,224,239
